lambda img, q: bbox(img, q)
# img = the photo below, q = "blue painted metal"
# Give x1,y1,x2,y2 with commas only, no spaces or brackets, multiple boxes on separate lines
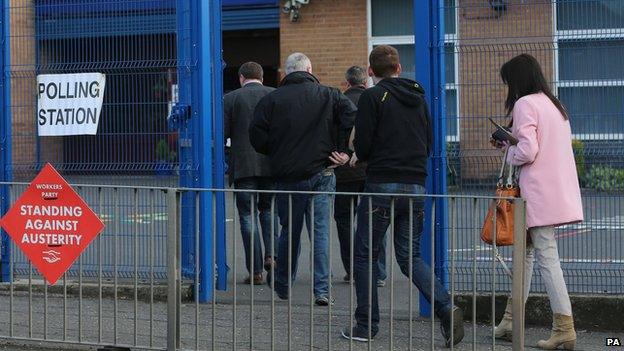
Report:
223,0,278,6
37,0,276,15
197,0,215,302
414,0,449,318
177,0,227,302
37,13,177,39
37,7,277,39
36,0,175,15
222,7,279,31
176,0,198,289
0,0,12,282
210,0,229,291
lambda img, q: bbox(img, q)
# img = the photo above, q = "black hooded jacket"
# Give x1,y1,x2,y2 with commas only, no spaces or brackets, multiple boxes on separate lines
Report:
249,71,356,181
353,78,432,185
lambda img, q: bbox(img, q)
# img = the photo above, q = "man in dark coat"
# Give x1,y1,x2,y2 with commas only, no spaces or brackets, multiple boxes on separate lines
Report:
249,53,356,306
224,61,278,285
334,66,386,286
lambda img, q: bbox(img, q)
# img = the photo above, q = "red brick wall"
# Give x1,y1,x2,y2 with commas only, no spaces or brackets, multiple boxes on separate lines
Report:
279,0,369,89
9,0,40,180
457,0,554,179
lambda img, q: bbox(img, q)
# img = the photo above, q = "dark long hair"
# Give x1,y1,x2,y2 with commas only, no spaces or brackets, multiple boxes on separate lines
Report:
500,54,568,120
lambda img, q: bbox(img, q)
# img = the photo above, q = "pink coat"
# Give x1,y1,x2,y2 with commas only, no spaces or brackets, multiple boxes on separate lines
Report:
506,93,584,228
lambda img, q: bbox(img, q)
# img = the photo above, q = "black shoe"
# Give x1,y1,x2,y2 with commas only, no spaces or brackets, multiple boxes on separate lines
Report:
441,306,465,347
343,274,351,283
263,257,275,272
341,326,374,342
314,296,335,306
275,292,288,300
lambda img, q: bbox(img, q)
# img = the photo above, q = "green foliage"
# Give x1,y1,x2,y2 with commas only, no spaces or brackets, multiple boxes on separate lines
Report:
155,139,176,162
571,139,585,183
584,166,624,192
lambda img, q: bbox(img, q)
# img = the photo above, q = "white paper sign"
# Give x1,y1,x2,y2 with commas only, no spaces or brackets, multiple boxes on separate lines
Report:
37,73,106,136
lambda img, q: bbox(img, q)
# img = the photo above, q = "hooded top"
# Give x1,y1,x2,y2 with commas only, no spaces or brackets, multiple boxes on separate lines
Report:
353,77,432,185
249,71,356,181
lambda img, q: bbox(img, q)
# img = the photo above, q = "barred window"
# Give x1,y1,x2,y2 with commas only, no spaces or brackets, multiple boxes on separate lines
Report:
556,0,624,138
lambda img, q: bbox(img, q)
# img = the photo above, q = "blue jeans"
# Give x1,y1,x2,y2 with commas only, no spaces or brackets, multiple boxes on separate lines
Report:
274,170,335,298
353,182,452,335
235,177,279,275
334,181,387,280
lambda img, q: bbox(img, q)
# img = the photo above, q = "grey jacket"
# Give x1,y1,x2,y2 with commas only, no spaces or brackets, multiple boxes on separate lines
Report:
224,82,275,184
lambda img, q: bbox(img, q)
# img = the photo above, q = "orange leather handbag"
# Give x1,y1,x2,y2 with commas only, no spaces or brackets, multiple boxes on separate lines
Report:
481,150,520,246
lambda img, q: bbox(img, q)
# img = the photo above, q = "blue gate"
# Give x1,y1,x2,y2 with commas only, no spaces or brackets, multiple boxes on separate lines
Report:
0,0,227,301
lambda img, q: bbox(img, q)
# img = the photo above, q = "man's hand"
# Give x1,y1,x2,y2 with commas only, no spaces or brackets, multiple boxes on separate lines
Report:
349,152,359,167
328,151,350,168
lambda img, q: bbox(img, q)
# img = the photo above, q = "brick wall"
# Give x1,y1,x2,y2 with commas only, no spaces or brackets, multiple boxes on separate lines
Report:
9,1,74,180
279,0,368,89
457,0,554,180
9,0,39,180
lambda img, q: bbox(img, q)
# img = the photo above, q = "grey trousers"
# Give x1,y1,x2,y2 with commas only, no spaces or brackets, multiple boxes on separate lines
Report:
522,225,573,315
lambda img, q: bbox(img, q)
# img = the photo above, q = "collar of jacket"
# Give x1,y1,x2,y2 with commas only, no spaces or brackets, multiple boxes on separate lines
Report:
345,85,366,94
242,80,263,87
279,71,320,87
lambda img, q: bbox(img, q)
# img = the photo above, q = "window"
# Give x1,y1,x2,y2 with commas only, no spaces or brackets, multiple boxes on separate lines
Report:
368,0,459,140
555,0,624,138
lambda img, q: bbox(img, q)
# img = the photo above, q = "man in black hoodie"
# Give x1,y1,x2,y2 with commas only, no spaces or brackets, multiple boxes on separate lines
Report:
341,45,464,347
250,52,356,305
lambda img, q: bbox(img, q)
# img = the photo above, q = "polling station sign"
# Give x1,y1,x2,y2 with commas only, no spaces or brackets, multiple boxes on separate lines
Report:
37,73,106,136
0,164,105,285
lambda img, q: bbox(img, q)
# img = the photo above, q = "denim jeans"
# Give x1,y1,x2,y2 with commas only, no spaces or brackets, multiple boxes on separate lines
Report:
334,181,387,280
274,170,335,298
234,177,279,275
353,182,453,335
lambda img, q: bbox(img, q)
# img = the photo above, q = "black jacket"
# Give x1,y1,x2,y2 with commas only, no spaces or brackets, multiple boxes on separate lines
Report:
354,78,432,185
224,82,275,184
249,71,356,181
335,85,367,184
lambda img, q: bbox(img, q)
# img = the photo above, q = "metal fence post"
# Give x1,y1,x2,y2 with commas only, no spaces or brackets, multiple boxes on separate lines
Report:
512,198,527,351
414,0,449,317
209,0,228,292
0,0,12,282
167,188,181,351
176,0,198,290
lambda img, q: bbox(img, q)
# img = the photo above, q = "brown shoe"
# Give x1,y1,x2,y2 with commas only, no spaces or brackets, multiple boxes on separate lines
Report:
537,314,576,350
264,257,275,272
243,273,263,285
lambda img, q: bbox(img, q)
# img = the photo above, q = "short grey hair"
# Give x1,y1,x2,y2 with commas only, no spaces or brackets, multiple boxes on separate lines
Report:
345,66,367,86
285,52,312,74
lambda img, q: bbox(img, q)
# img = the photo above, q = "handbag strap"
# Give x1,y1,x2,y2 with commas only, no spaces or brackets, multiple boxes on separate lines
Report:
494,247,513,279
497,148,518,188
497,149,509,187
506,162,515,188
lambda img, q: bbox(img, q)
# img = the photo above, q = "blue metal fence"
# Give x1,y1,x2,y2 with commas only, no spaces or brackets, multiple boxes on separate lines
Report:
0,0,227,300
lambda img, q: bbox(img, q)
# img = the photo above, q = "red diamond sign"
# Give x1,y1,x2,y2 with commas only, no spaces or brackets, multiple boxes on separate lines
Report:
0,163,104,285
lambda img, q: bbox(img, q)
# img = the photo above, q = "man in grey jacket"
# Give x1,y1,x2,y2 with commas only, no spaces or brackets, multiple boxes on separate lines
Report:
224,61,278,285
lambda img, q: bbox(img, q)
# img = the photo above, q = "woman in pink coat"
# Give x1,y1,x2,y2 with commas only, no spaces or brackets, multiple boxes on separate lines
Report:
493,54,583,350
